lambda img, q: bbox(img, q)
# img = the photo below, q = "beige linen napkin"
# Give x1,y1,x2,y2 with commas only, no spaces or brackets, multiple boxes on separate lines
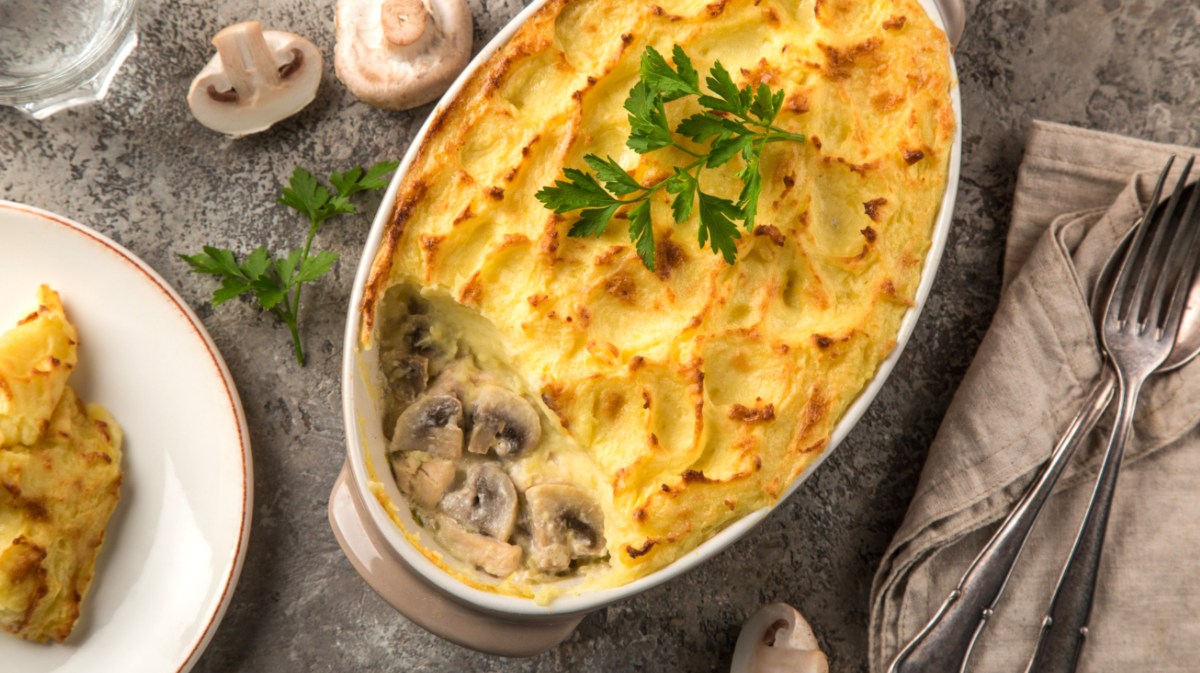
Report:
869,120,1200,673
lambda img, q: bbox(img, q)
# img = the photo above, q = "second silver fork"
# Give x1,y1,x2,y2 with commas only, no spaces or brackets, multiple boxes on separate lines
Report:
1025,158,1200,672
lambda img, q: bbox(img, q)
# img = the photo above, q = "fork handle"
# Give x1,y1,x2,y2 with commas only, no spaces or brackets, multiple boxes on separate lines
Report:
887,369,1116,673
1025,373,1142,673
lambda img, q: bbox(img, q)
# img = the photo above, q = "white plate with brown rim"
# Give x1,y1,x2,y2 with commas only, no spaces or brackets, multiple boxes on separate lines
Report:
0,201,252,673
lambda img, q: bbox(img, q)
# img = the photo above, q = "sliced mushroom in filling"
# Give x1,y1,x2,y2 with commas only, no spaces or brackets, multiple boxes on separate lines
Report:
524,483,607,573
439,462,519,541
379,350,428,439
467,383,542,458
388,393,464,459
434,514,523,578
391,454,457,509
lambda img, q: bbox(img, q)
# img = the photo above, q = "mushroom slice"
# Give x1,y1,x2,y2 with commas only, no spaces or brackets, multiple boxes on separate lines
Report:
524,484,606,573
467,384,542,458
187,21,322,136
379,351,428,440
439,462,518,541
392,455,457,509
729,603,829,673
333,0,474,110
388,393,463,459
434,514,522,578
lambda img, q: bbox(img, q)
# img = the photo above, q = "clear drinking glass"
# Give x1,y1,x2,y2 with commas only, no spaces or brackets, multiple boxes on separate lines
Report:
0,0,139,119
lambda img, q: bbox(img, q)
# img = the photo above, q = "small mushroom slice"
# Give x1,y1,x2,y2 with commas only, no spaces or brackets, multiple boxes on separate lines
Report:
439,462,518,541
434,514,522,578
388,393,463,459
729,603,829,673
524,484,606,573
187,21,322,136
333,0,474,110
392,455,457,509
379,350,429,440
467,384,542,458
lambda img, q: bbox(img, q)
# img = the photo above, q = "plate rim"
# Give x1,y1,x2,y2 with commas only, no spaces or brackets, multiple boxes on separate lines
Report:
0,200,254,673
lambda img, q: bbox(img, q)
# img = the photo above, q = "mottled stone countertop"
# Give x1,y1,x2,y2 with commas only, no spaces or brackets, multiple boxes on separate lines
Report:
3,0,1198,671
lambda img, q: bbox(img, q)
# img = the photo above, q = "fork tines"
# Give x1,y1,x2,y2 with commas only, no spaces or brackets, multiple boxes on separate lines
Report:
1110,156,1200,338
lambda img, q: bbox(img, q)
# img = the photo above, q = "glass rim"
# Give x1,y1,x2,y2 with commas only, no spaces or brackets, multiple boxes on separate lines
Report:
0,1,139,101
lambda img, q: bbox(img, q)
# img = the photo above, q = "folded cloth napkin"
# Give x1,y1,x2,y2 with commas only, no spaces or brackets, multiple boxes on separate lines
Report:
869,120,1200,673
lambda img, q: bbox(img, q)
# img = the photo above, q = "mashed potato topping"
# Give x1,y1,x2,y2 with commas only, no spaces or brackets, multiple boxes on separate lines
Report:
0,286,123,642
363,0,954,597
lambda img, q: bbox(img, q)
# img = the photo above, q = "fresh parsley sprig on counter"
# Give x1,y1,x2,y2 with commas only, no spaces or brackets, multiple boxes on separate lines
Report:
180,161,398,366
536,45,805,270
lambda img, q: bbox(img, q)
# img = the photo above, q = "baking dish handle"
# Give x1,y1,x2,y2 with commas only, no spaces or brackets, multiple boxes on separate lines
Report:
328,462,584,657
931,0,965,47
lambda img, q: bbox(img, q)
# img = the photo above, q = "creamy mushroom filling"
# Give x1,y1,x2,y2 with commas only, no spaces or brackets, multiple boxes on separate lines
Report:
377,284,609,580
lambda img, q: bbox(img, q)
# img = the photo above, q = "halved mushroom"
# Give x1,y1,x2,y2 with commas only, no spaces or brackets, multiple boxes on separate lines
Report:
524,484,606,573
434,514,523,577
392,455,457,509
333,0,474,110
439,462,518,541
187,21,322,136
467,384,542,458
388,393,463,459
729,603,829,673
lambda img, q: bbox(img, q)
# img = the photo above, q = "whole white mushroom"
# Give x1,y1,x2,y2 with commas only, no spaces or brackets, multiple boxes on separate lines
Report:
334,0,473,110
187,21,322,137
730,603,829,673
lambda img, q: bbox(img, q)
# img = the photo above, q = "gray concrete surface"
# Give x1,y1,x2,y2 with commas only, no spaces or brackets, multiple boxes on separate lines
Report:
3,0,1198,671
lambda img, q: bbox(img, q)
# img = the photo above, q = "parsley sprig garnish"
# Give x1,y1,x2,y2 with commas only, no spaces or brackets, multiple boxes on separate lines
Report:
535,45,804,270
180,161,399,366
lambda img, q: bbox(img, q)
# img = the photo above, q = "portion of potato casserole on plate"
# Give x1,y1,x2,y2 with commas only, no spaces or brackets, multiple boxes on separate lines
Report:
360,0,955,600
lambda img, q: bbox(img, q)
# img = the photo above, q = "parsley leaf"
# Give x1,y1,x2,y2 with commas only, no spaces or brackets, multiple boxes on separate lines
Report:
584,155,644,196
181,161,398,366
666,168,697,224
628,200,656,270
624,81,675,153
641,44,701,102
537,168,621,212
569,204,621,238
697,191,741,264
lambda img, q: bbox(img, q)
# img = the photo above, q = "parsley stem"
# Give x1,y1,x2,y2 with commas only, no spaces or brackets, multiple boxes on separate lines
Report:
670,142,707,159
741,118,805,141
617,155,707,205
285,311,305,365
282,220,321,366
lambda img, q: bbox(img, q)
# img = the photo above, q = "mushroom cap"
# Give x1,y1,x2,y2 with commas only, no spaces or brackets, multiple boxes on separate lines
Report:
524,483,606,573
439,461,519,541
729,603,829,673
388,393,464,459
466,383,542,458
186,21,322,137
334,0,473,110
392,455,457,509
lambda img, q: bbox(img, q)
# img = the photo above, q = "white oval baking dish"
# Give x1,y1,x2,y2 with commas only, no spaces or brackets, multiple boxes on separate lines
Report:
333,0,965,656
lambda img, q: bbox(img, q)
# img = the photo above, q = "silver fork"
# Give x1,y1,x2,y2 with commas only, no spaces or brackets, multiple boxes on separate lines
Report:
1026,156,1200,673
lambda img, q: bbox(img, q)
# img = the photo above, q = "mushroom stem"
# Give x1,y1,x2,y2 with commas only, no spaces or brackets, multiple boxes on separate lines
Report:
730,603,828,673
381,0,429,46
211,21,281,99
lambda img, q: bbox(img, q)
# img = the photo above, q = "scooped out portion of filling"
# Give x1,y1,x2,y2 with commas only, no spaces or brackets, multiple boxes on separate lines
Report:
376,283,610,582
